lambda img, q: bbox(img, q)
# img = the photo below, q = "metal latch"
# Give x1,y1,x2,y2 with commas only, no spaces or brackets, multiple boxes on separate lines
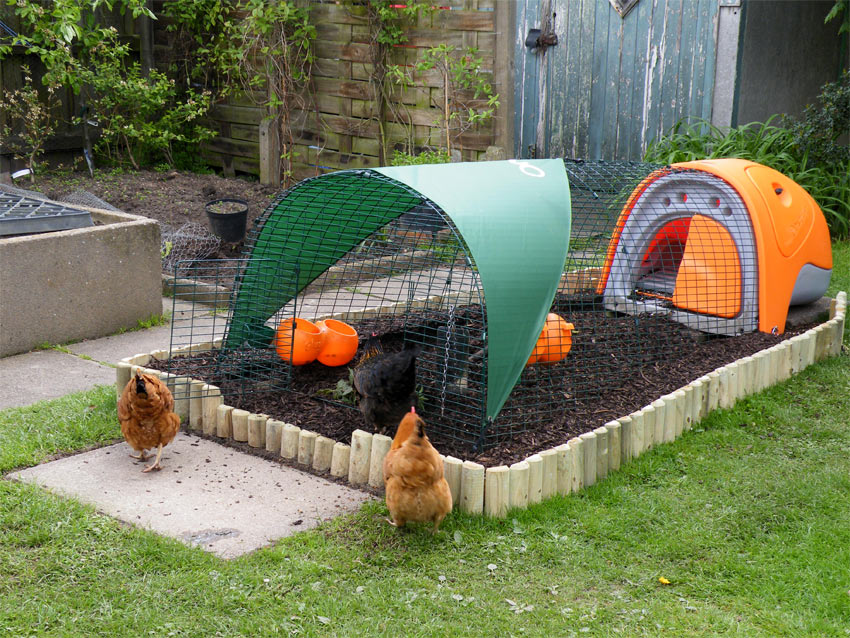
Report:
525,28,558,51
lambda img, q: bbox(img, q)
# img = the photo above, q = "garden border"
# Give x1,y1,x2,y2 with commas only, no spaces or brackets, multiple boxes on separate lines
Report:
115,291,846,519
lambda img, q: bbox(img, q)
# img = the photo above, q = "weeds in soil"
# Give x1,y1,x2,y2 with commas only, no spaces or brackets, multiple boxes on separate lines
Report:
113,313,172,335
315,368,357,405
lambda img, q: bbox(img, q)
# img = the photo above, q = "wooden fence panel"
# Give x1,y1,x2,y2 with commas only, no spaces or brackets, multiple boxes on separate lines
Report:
202,0,505,184
1,1,506,182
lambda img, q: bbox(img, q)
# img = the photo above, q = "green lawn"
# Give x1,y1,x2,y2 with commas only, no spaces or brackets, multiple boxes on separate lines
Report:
1,242,848,637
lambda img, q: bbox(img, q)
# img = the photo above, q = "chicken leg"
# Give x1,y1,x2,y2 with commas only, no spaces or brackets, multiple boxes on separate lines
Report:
129,450,149,461
142,443,164,473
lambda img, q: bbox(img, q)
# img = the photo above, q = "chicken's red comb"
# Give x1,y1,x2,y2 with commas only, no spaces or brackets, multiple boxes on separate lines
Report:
410,406,416,414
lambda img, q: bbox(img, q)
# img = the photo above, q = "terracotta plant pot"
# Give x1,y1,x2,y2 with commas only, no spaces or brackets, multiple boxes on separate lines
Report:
526,313,574,366
315,319,359,366
274,318,324,366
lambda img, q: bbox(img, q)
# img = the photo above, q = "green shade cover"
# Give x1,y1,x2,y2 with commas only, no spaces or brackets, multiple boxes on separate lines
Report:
225,160,571,423
224,171,422,350
377,160,571,418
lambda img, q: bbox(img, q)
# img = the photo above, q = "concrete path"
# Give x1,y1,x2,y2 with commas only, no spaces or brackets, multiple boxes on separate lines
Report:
0,298,179,410
2,295,376,556
10,432,372,558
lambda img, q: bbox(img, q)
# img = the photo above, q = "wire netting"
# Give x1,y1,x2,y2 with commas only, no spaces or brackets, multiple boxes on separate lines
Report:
164,160,764,452
160,222,222,273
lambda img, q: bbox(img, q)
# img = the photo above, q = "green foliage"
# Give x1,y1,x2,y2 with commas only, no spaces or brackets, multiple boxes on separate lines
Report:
79,46,216,170
236,0,315,186
0,1,215,172
113,313,171,334
825,0,850,34
390,149,451,166
163,0,315,185
316,369,357,404
394,44,499,156
3,354,850,635
0,386,119,472
0,65,58,180
0,0,154,91
161,0,238,88
135,313,171,330
828,240,850,298
363,0,430,47
786,70,850,167
645,72,850,238
343,1,432,162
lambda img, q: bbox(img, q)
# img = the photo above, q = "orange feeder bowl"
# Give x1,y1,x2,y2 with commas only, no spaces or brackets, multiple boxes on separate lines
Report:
274,318,324,366
526,313,574,366
315,319,359,366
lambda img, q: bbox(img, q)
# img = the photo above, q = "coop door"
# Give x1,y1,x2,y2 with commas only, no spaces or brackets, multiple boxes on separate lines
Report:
636,214,741,318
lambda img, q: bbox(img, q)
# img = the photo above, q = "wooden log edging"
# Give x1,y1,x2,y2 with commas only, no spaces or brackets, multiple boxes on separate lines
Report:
117,292,847,519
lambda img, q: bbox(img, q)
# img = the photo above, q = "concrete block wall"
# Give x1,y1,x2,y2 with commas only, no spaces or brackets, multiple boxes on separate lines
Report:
0,207,162,356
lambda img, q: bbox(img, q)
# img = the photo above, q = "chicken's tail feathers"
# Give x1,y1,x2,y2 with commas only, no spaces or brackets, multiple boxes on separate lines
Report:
358,334,385,364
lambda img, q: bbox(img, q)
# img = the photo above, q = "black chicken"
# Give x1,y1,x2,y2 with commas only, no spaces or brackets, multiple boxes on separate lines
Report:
352,335,420,435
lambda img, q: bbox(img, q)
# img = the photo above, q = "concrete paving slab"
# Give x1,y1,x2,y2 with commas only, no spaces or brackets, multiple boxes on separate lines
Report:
270,291,381,324
71,299,225,364
10,432,374,558
786,297,832,328
265,267,481,325
373,267,479,302
0,349,115,409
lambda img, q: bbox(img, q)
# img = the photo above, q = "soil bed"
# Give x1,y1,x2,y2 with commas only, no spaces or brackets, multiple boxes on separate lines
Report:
150,318,811,466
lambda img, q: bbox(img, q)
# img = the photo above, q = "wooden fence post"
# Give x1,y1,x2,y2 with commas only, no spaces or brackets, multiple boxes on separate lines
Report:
460,461,485,514
259,118,280,186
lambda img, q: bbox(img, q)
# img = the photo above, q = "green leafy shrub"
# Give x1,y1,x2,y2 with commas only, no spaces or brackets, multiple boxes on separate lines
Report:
645,72,850,238
77,40,216,170
0,0,213,172
161,0,238,89
86,69,215,170
0,66,59,180
162,0,316,186
786,70,850,167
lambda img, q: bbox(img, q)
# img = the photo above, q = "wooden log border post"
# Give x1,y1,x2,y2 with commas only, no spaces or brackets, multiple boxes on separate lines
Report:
119,292,846,518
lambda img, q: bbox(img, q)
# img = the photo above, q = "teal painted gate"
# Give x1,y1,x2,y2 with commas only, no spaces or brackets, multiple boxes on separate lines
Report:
515,0,721,161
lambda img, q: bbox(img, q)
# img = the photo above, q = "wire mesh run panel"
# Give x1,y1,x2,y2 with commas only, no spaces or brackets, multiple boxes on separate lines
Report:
163,259,293,406
268,176,484,446
493,160,670,442
165,170,488,448
596,164,759,336
161,160,830,454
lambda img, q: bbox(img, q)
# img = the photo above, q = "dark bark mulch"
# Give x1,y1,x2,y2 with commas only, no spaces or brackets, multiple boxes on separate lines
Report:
150,316,812,467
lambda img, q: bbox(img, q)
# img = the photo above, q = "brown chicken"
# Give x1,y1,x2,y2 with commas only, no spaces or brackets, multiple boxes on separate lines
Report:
382,407,452,534
352,336,419,434
117,373,181,473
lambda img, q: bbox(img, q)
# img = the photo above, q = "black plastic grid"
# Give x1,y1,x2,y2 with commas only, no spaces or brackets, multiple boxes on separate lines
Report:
0,193,93,236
